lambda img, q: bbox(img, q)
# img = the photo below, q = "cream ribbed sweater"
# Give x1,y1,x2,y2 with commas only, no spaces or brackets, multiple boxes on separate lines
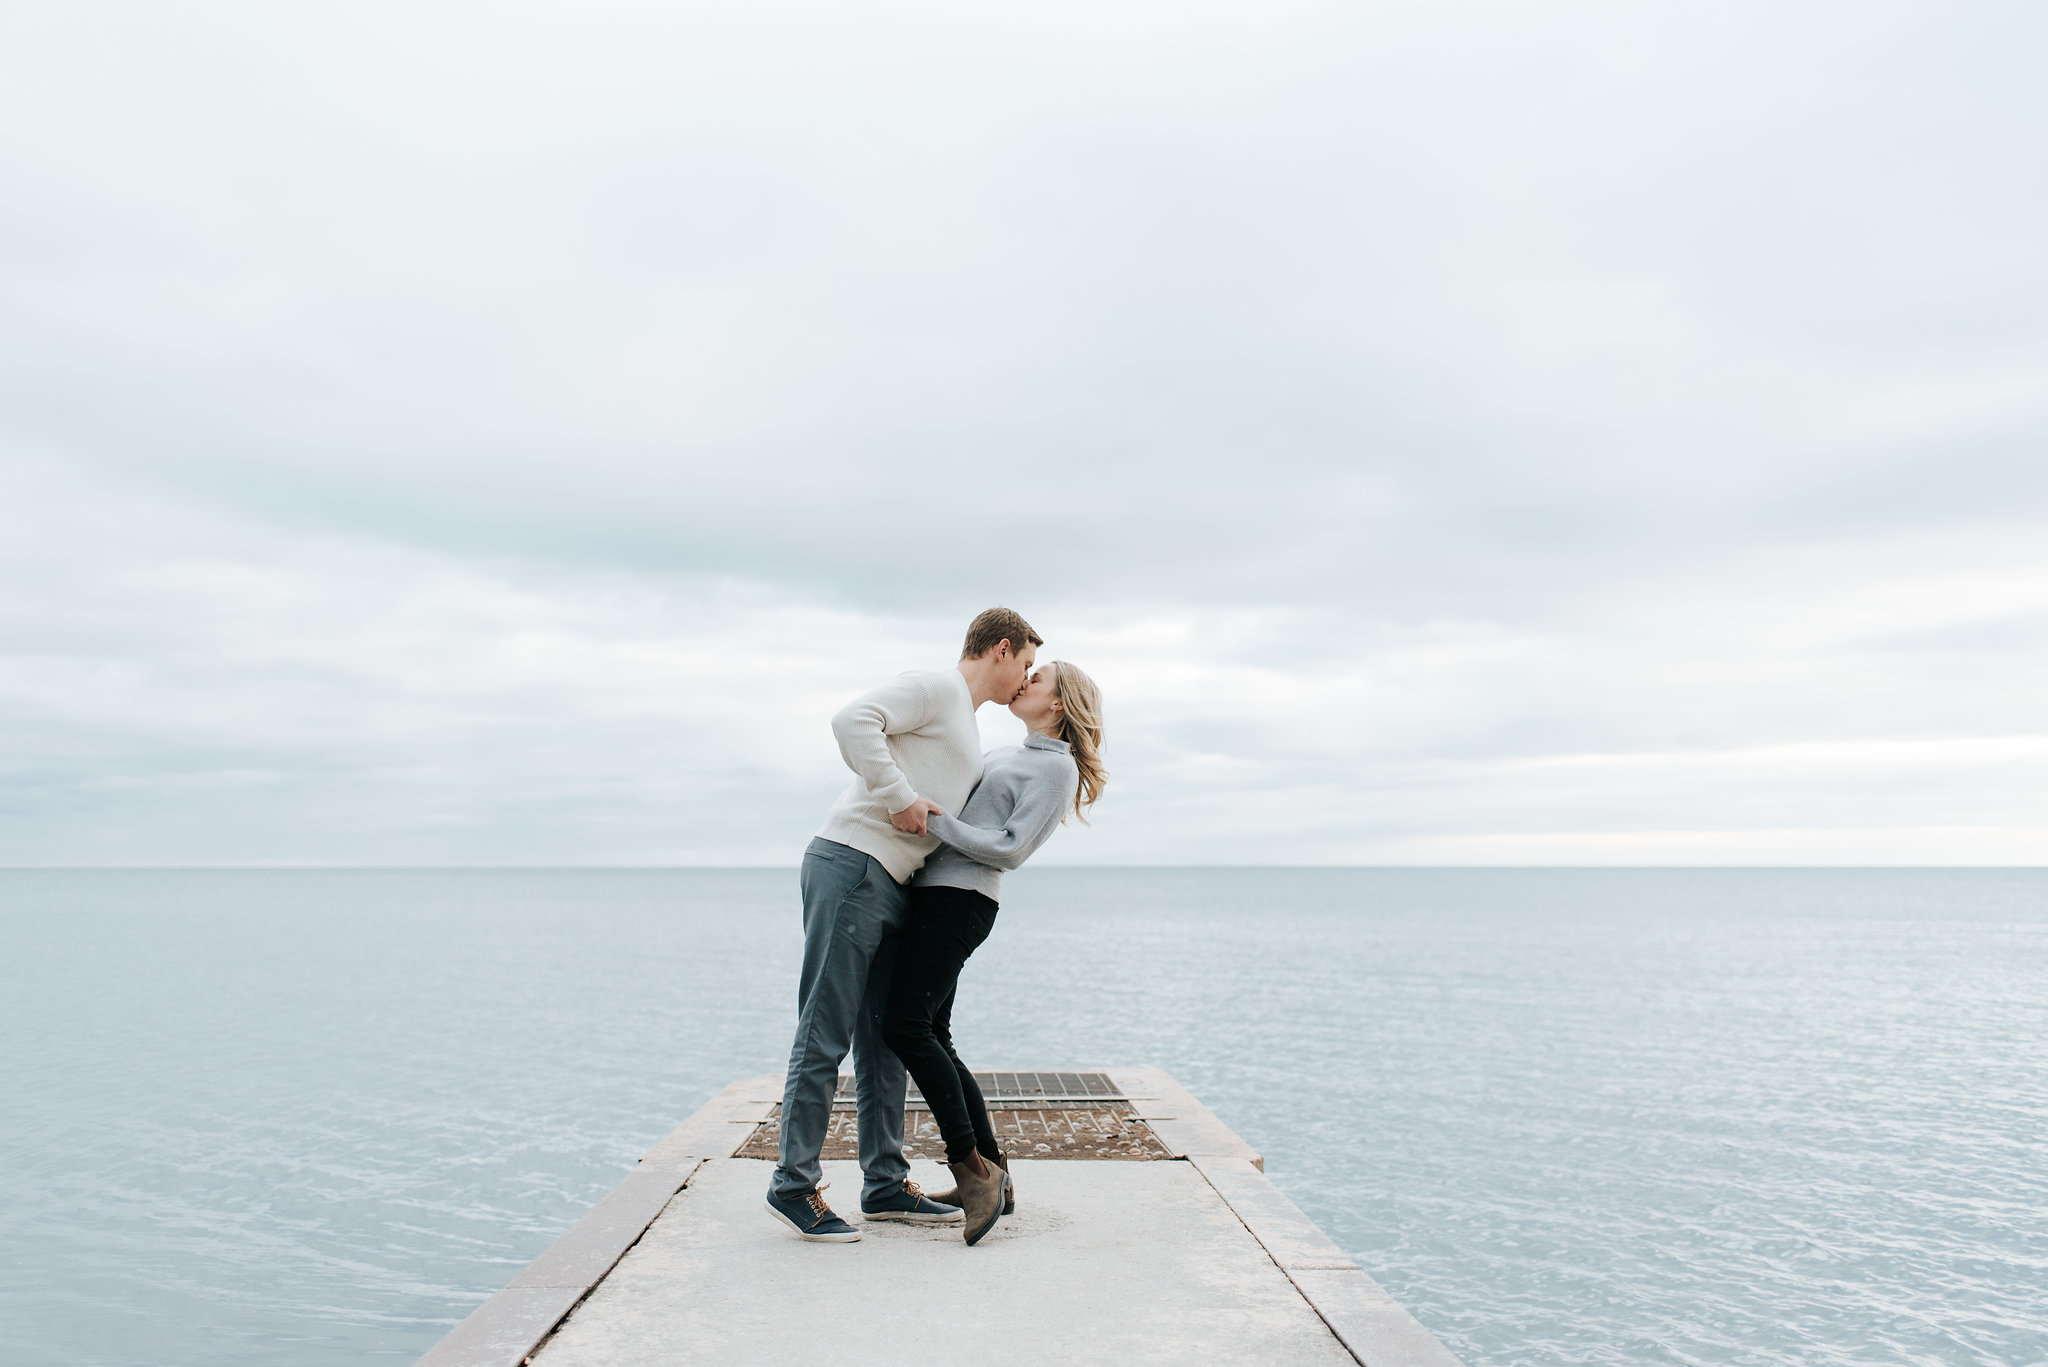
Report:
814,667,984,883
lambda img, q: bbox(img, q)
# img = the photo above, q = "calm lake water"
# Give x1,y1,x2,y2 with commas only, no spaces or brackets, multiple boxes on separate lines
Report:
3,868,2044,1367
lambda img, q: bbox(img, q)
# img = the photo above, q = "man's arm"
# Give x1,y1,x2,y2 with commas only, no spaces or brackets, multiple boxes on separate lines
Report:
829,671,943,823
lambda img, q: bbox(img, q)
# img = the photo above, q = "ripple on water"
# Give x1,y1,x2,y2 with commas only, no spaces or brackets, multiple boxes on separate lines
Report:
2,868,2044,1367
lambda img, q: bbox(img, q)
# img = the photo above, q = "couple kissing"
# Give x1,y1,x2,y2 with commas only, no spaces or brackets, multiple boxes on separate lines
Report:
762,607,1107,1248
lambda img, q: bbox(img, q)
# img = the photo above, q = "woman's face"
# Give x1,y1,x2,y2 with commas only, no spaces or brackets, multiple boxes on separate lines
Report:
1008,662,1061,731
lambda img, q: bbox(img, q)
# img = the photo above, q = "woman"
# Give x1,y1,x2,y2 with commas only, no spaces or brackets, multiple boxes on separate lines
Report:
880,660,1107,1247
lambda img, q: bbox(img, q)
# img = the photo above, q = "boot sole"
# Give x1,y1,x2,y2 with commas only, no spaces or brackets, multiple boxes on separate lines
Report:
964,1171,1009,1247
764,1198,862,1242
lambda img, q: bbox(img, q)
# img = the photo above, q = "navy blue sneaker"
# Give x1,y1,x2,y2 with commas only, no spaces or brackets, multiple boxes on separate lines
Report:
860,1179,963,1224
764,1183,861,1242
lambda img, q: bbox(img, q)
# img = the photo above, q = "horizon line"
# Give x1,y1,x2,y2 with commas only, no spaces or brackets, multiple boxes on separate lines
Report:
4,863,2045,873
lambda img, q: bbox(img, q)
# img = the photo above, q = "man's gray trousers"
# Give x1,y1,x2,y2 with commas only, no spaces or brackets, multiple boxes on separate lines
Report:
770,836,912,1203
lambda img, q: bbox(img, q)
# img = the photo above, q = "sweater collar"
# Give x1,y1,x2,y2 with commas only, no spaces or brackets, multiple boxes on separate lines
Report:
1023,732,1071,754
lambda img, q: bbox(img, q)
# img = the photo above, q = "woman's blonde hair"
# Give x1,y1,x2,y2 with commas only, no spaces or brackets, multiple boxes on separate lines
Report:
1047,661,1106,823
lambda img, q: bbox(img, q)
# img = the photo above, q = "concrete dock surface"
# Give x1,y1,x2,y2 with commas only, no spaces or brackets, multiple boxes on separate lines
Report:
417,1069,1465,1367
536,1156,1358,1366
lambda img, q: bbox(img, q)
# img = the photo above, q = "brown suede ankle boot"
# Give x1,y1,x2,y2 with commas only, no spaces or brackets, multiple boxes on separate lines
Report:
946,1153,1008,1247
933,1149,1014,1215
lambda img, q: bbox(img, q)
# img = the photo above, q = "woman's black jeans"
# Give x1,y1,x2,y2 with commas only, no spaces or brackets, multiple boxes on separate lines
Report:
879,885,1001,1167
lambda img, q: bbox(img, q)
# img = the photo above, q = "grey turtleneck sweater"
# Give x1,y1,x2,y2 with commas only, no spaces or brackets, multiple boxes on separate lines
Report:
914,733,1078,901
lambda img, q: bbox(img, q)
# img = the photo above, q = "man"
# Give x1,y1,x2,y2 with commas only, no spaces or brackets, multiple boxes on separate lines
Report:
764,607,1042,1242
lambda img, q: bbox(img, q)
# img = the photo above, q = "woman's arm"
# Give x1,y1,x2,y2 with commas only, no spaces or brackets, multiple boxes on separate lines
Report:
926,762,1075,870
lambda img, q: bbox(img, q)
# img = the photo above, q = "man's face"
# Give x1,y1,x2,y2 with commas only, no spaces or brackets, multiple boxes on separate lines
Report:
997,641,1037,703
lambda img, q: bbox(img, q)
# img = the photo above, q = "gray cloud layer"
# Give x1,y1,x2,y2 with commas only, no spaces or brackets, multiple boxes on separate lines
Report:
4,1,2045,863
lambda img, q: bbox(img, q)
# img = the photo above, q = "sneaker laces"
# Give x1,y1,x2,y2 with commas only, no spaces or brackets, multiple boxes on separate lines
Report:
899,1180,927,1203
804,1183,834,1220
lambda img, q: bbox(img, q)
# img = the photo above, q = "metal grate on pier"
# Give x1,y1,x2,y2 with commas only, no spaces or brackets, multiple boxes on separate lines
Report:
744,1071,1171,1161
832,1070,1124,1107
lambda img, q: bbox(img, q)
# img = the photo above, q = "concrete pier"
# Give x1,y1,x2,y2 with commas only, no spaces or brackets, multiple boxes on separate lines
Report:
416,1069,1466,1367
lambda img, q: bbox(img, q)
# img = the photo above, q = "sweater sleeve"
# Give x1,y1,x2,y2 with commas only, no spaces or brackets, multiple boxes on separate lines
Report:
926,758,1075,871
829,672,941,814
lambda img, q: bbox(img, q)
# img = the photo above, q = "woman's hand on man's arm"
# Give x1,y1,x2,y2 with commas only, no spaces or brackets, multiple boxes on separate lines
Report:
890,798,945,837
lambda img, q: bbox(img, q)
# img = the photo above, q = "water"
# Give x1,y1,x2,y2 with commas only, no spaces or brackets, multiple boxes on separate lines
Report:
3,869,2044,1367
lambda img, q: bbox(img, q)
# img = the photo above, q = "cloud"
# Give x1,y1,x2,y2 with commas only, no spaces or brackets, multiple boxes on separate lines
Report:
1,1,2045,863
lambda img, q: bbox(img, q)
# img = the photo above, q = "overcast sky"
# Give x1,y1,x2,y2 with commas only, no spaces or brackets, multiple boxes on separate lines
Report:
4,1,2045,865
